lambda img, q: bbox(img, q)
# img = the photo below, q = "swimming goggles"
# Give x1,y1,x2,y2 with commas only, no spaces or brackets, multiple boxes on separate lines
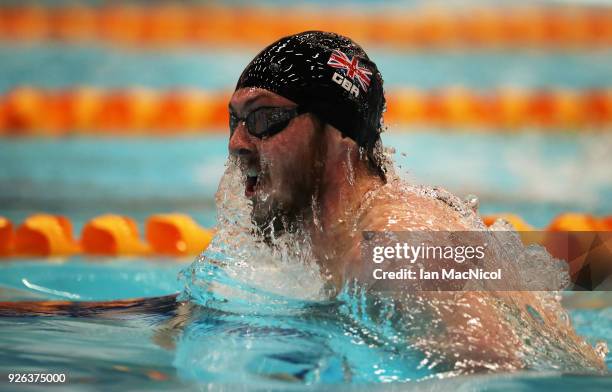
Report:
229,106,309,139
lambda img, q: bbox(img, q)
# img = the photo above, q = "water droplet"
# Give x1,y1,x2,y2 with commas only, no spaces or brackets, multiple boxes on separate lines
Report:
463,194,479,212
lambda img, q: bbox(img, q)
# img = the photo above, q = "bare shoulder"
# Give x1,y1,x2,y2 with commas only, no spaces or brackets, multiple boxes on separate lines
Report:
356,180,484,232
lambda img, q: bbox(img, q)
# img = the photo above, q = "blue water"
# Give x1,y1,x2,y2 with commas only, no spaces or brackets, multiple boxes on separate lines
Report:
1,133,610,230
1,3,611,389
0,44,611,92
0,259,186,301
0,259,610,390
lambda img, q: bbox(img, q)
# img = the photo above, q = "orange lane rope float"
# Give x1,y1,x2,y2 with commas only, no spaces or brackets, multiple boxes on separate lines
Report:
146,214,213,256
0,217,13,256
0,213,609,258
81,214,149,256
13,214,79,257
0,87,610,135
0,5,611,48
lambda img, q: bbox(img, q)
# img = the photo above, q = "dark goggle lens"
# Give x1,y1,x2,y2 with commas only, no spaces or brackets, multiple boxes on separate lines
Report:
229,107,302,139
247,108,293,137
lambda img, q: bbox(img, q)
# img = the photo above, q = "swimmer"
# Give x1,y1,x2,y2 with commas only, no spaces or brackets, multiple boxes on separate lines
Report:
226,31,605,372
2,30,604,377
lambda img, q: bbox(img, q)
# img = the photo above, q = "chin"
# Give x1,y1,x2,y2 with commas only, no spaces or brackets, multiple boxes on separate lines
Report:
250,198,276,229
251,197,297,235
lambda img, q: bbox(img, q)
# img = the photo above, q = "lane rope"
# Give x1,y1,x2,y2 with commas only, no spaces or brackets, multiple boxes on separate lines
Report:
1,87,611,134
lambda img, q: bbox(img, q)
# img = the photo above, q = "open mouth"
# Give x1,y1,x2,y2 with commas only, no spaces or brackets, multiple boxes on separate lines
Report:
245,168,259,198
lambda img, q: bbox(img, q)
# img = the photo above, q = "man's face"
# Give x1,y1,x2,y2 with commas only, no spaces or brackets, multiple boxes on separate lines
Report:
228,88,322,229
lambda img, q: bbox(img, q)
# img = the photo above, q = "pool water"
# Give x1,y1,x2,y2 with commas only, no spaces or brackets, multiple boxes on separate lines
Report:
1,132,611,230
1,16,611,390
2,45,611,91
0,259,610,391
0,259,186,301
1,131,611,390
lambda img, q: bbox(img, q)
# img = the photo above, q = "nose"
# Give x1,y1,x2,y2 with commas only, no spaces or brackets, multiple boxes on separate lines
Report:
229,123,256,158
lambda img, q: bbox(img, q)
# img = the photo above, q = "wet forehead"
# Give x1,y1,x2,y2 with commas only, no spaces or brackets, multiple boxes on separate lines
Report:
229,88,295,114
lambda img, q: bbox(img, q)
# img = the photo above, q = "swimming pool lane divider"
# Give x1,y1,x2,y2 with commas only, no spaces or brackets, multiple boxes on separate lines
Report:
0,4,610,48
0,212,609,258
0,213,214,258
0,87,611,135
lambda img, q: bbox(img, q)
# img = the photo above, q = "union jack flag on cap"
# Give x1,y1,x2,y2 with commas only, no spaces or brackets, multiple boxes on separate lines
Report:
327,49,372,93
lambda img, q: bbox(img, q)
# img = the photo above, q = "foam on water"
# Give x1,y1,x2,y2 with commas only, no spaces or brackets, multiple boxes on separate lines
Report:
178,154,608,382
180,160,331,311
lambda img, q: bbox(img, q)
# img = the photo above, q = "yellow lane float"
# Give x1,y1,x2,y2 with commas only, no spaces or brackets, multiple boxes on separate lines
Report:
0,217,13,256
14,214,78,256
0,5,610,48
0,88,611,135
0,213,609,258
146,213,214,256
81,214,149,256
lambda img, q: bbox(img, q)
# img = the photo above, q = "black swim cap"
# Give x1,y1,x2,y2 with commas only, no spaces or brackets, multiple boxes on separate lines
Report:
235,31,385,152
